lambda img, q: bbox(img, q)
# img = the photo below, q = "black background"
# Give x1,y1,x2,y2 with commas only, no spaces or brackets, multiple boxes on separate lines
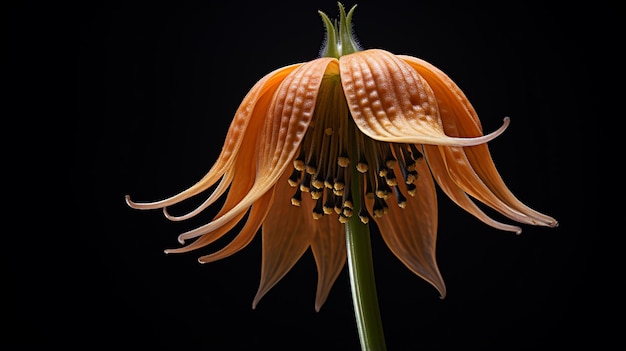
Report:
7,1,606,349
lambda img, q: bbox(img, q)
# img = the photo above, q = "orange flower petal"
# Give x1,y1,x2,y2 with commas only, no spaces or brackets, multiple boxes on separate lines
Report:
310,210,346,312
196,188,274,264
252,171,318,309
369,160,446,298
170,58,339,243
402,55,557,227
422,145,522,233
340,49,509,146
163,210,248,254
125,63,299,211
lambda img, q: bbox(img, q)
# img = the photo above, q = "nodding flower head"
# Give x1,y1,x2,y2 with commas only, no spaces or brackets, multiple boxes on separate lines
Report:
126,2,557,312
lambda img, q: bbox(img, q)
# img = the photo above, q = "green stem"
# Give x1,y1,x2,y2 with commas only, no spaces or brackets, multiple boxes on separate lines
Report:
345,169,387,351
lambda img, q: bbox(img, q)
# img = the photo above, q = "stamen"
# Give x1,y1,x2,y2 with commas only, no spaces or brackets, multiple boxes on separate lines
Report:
358,205,369,223
354,130,368,173
334,167,345,192
385,168,398,187
291,187,302,206
338,213,350,223
406,182,417,197
299,173,312,192
405,170,418,185
311,186,323,200
375,175,392,199
312,197,324,219
393,186,407,208
364,167,375,198
294,149,306,171
372,197,388,218
334,196,343,214
358,174,369,224
323,195,335,214
305,154,317,175
392,143,410,182
288,168,301,187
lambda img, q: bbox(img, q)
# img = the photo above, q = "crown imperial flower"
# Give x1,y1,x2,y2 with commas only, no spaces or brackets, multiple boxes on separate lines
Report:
126,3,557,313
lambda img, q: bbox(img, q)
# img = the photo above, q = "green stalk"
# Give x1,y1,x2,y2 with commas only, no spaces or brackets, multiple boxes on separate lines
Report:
345,162,387,350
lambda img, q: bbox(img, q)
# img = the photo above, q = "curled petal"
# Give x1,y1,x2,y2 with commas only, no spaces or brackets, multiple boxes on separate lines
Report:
340,49,509,146
423,145,522,234
164,211,247,254
196,188,274,264
252,171,318,309
125,63,300,211
402,55,557,227
168,58,338,243
163,170,234,221
369,160,446,298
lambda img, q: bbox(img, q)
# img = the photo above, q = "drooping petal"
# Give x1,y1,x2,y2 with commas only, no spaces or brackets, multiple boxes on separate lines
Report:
422,145,522,233
339,49,509,146
162,170,235,221
165,58,339,243
252,171,318,309
125,63,300,210
196,188,275,264
163,210,248,254
401,55,557,227
431,144,547,226
175,140,257,243
369,159,446,298
310,209,346,312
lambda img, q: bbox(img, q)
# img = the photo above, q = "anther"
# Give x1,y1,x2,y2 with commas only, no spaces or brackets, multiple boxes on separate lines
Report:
312,175,325,189
385,168,398,187
406,183,417,197
305,154,317,175
323,192,335,214
337,154,350,167
372,198,388,217
334,197,343,214
405,170,418,184
312,197,325,219
356,157,368,173
338,213,350,223
288,168,301,187
299,173,312,192
291,187,302,206
375,176,392,199
294,151,306,171
393,186,407,208
311,187,323,200
358,206,369,224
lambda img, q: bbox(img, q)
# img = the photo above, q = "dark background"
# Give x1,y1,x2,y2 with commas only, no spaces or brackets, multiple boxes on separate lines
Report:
7,1,606,349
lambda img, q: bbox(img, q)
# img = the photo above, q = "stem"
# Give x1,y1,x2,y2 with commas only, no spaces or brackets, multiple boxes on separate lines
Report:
345,169,387,350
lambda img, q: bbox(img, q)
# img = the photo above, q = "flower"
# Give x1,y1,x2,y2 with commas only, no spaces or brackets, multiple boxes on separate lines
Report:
125,3,557,312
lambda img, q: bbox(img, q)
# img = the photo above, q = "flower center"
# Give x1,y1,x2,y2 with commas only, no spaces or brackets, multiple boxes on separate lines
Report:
288,73,423,224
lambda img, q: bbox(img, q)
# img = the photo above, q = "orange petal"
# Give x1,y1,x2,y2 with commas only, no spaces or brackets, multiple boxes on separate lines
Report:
196,188,274,264
310,211,346,312
164,209,248,254
175,143,257,243
402,55,557,227
252,171,318,309
168,58,339,243
339,49,509,146
422,145,522,233
369,160,446,298
125,63,300,210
